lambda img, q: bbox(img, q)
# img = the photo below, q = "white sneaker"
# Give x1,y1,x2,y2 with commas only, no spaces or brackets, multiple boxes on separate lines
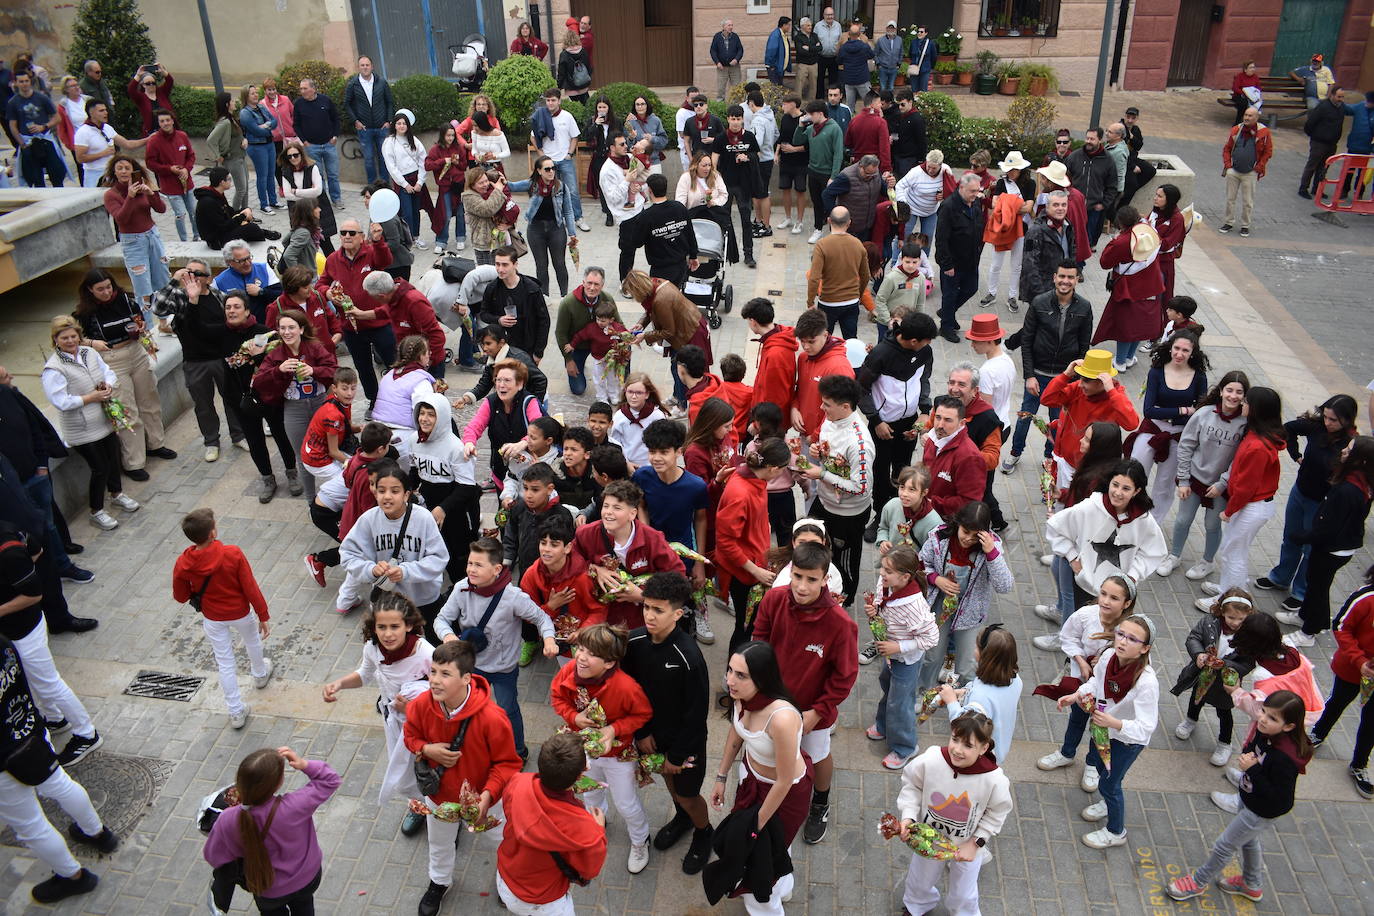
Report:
791,222,804,235
1081,801,1107,821
229,705,250,729
253,659,274,690
1111,361,1127,374
807,229,823,244
695,608,716,645
1225,766,1243,787
1038,554,1054,567
776,217,791,230
577,220,591,232
1274,611,1304,627
1283,631,1317,648
1210,743,1233,767
1200,581,1221,597
1185,560,1215,580
414,239,429,250
234,440,251,452
89,510,119,530
1037,751,1073,770
1194,597,1217,613
1124,357,1138,369
454,238,467,251
1033,604,1059,623
627,841,650,874
1081,766,1099,792
1082,828,1127,849
112,493,141,512
1032,633,1061,651
205,446,220,462
1175,719,1196,740
1210,791,1241,813
1156,554,1180,576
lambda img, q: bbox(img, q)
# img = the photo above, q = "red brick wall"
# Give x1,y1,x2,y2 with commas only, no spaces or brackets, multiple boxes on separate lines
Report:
1204,0,1283,88
1123,0,1180,90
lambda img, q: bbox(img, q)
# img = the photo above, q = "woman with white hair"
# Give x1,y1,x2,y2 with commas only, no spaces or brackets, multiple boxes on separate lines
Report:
894,149,954,256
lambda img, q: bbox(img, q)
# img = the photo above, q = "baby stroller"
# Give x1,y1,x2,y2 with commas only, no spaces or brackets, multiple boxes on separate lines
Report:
683,216,733,330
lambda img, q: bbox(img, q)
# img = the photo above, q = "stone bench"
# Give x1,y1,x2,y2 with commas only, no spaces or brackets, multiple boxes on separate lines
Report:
0,188,114,294
89,237,276,272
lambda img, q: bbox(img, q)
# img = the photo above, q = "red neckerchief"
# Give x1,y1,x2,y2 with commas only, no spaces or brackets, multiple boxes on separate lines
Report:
1215,406,1242,424
1220,618,1240,636
1047,217,1066,230
634,111,650,125
379,632,420,665
1082,145,1104,158
940,746,999,775
466,566,511,597
619,402,655,426
609,152,631,169
695,113,710,130
878,580,923,608
1099,492,1148,525
392,363,425,379
1102,650,1142,702
898,266,923,281
1239,124,1257,140
1345,470,1373,501
535,175,557,197
903,498,930,522
811,120,825,136
740,692,775,712
574,667,612,689
947,536,972,568
726,128,744,144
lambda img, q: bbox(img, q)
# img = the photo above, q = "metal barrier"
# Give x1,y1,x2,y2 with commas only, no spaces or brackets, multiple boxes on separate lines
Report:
1315,153,1374,214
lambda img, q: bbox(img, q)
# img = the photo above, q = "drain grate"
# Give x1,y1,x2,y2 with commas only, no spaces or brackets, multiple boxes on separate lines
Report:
124,670,204,702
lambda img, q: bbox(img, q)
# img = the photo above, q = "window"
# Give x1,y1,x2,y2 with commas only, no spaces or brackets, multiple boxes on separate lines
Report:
978,0,1060,38
747,0,772,13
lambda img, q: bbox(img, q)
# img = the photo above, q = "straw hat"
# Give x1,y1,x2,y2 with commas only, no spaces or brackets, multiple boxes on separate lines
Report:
1036,160,1070,188
999,151,1032,172
964,313,1005,342
1128,223,1161,261
1075,348,1118,379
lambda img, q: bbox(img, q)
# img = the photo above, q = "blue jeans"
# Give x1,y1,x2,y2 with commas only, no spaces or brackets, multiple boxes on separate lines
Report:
878,66,898,92
918,622,979,689
356,127,387,184
1115,340,1142,364
456,324,477,367
1086,207,1106,250
1192,806,1271,890
938,268,979,333
397,188,422,237
118,229,170,301
1268,485,1320,600
915,70,932,91
246,142,279,209
820,302,860,339
433,187,467,246
1171,490,1227,561
306,142,342,203
342,324,397,402
163,189,199,241
1053,555,1078,621
1010,373,1060,457
1088,738,1145,835
1059,701,1089,758
478,666,526,755
669,351,687,405
23,473,72,574
901,211,939,259
553,158,583,219
566,346,591,396
875,656,921,758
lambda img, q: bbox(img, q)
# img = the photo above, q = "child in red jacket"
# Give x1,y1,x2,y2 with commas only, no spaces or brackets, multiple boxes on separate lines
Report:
520,516,606,660
497,732,608,911
717,353,755,443
751,540,859,845
1211,387,1284,598
1039,351,1140,472
404,639,522,915
549,623,654,874
172,508,271,731
1310,565,1374,798
717,438,793,652
572,479,686,629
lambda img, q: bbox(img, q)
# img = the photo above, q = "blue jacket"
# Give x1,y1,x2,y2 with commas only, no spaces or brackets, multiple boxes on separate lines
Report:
765,28,791,73
624,113,669,165
508,177,579,237
1344,102,1374,153
837,37,875,86
710,31,744,66
874,34,904,70
908,37,936,73
238,105,277,144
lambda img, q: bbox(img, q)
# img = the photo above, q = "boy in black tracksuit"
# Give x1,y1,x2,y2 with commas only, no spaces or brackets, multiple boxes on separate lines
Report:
621,572,712,874
502,462,574,665
715,106,761,267
617,175,699,287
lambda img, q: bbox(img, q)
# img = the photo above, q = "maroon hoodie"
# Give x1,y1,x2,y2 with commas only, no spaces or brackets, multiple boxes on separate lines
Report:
751,585,859,729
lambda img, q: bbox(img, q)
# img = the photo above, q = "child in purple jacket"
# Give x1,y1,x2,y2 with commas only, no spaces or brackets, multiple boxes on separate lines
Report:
203,746,340,914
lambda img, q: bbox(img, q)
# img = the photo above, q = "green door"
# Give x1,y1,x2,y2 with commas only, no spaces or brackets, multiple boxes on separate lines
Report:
1271,0,1347,77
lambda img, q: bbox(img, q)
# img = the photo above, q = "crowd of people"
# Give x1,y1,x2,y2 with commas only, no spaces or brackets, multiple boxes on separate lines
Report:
2,29,1374,916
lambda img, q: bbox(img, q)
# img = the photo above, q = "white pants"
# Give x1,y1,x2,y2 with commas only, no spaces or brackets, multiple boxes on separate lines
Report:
0,767,103,878
1129,427,1182,524
743,870,794,915
496,872,576,915
426,807,464,884
201,615,267,717
337,570,371,611
904,851,984,916
1216,499,1276,592
588,357,619,403
584,756,649,845
13,622,95,738
304,460,344,483
985,237,1024,300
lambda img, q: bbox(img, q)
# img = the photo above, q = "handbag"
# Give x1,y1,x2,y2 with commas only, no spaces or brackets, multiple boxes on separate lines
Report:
413,717,471,797
508,227,530,259
189,572,213,613
457,588,507,654
370,503,413,603
3,730,59,786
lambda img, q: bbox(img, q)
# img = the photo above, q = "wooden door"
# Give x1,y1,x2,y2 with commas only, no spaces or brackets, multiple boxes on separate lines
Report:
896,0,955,37
644,0,692,85
572,0,646,85
1167,0,1212,86
1271,0,1346,76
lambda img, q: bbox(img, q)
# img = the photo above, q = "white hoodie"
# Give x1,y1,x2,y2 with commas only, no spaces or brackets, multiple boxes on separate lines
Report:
339,503,450,606
897,745,1013,848
1045,494,1168,595
400,393,478,515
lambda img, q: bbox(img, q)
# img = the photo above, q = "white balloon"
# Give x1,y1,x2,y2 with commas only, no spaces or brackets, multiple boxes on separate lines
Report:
369,188,400,223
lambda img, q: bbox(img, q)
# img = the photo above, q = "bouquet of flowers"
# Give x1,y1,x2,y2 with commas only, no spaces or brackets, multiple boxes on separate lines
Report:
328,282,358,330
618,746,668,787
102,395,136,431
494,507,509,528
1018,410,1052,439
408,797,462,822
814,440,851,479
690,579,717,612
790,437,811,471
558,697,611,756
1221,667,1240,689
916,686,943,724
139,328,159,359
878,814,958,860
553,613,583,642
936,591,959,628
1192,647,1225,704
432,379,449,394
595,568,650,604
743,582,767,629
480,526,499,539
603,330,636,390
1085,697,1112,772
1360,674,1373,707
572,774,606,795
869,615,888,642
455,779,501,831
1038,458,1057,517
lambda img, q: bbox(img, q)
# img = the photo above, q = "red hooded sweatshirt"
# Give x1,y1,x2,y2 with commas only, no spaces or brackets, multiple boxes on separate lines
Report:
519,553,606,657
750,325,799,419
172,540,269,623
1333,586,1374,684
794,336,855,439
718,379,755,441
497,773,607,905
1039,372,1140,469
549,665,652,758
922,426,987,518
1223,432,1283,518
714,467,769,591
403,674,523,804
751,584,858,729
387,280,449,367
685,372,724,422
572,521,686,629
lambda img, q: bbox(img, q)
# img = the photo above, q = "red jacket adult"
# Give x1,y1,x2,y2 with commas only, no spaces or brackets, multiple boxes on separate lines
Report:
550,664,652,758
316,242,394,330
1039,371,1140,468
172,540,268,623
572,521,685,629
1331,586,1374,684
387,279,449,367
1222,123,1273,179
425,140,470,195
685,372,723,422
251,338,338,406
144,126,196,196
1066,186,1091,263
267,290,344,345
751,585,858,730
750,325,798,420
1223,432,1282,518
921,426,987,517
714,468,769,592
497,773,606,905
403,675,523,804
126,74,176,136
794,336,854,439
509,35,550,60
843,108,892,173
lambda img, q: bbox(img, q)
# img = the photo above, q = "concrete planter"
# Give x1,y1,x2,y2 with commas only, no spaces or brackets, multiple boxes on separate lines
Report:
1135,153,1196,213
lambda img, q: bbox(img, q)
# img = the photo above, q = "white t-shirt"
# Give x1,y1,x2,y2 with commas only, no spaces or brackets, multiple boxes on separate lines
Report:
675,106,694,138
540,109,581,162
979,352,1017,427
74,122,116,188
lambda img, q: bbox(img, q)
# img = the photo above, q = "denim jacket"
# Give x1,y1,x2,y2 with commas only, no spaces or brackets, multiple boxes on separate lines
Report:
624,114,668,166
508,177,579,237
239,105,277,144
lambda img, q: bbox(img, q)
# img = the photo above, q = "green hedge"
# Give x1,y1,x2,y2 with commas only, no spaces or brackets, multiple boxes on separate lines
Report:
482,55,557,138
392,74,463,131
170,84,217,138
277,60,345,99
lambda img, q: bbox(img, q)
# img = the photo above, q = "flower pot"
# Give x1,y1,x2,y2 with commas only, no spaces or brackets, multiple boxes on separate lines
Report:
937,54,957,64
895,73,906,86
956,71,974,86
1028,76,1049,96
998,77,1020,95
993,27,1008,37
934,72,954,85
975,73,999,95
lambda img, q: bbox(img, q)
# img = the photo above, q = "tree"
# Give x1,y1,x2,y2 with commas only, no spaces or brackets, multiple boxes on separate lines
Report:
66,0,158,136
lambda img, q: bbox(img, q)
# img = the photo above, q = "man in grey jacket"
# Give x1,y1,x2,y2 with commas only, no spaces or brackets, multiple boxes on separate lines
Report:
342,56,393,185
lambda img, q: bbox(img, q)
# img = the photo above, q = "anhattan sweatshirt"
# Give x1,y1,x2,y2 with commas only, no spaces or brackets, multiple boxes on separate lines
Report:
339,503,449,606
751,585,859,729
403,675,523,803
498,773,608,905
622,624,711,766
897,746,1012,845
172,539,269,623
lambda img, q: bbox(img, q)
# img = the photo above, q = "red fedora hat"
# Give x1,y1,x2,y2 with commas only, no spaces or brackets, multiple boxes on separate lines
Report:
964,313,1004,342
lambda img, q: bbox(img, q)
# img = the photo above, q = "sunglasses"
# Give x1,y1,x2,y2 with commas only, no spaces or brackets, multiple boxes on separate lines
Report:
190,270,211,278
540,166,555,172
142,82,156,88
230,256,252,264
287,152,302,158
339,229,361,236
1056,139,1071,144
693,102,707,107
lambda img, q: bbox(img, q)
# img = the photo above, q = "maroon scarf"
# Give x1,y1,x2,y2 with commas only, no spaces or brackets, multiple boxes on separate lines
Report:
466,566,512,597
1102,650,1143,703
379,632,421,665
535,174,558,198
619,402,656,426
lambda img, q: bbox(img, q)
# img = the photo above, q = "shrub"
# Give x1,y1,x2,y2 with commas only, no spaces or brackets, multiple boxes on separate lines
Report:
913,90,962,155
943,116,1016,164
392,74,462,131
561,98,587,130
66,0,157,137
707,100,730,123
1006,96,1056,148
726,81,787,113
324,75,350,133
169,84,216,137
595,82,663,123
482,55,557,137
278,60,345,99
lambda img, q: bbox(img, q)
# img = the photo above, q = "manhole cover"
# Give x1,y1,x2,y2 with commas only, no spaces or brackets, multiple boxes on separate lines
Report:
2,752,175,849
124,670,205,702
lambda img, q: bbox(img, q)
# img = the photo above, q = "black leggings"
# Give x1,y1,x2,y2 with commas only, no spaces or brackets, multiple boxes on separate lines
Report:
808,499,870,606
767,489,797,547
309,502,342,567
1299,550,1354,636
72,434,123,511
728,576,755,654
1313,673,1374,769
725,184,754,259
234,400,296,477
1186,693,1235,744
808,172,829,230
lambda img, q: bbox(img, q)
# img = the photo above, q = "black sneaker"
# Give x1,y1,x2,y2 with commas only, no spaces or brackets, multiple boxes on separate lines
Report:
64,541,84,555
1351,765,1373,799
124,468,150,482
1281,596,1303,612
58,732,102,767
31,869,98,903
60,566,95,584
756,226,774,238
1238,228,1250,238
654,810,693,850
67,823,119,853
802,803,830,844
859,642,880,665
417,881,449,916
1298,190,1313,200
1217,223,1233,233
146,446,178,460
1254,577,1282,591
991,519,1009,533
940,328,961,344
682,825,714,874
863,519,879,543
744,256,757,269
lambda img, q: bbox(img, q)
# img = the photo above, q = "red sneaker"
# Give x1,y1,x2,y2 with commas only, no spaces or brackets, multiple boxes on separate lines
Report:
1216,875,1263,901
304,553,327,587
1166,875,1205,901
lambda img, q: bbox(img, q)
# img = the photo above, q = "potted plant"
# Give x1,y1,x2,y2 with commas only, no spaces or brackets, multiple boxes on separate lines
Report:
975,50,1000,95
933,60,957,85
1036,19,1049,36
956,63,975,87
1020,62,1057,96
996,61,1021,95
993,14,1010,37
936,27,962,63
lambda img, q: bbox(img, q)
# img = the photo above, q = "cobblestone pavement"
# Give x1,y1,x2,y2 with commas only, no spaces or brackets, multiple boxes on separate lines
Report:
5,91,1374,915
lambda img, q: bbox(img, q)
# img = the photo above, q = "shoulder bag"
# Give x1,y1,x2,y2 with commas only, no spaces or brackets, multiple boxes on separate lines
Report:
457,588,507,654
413,717,471,797
370,503,414,603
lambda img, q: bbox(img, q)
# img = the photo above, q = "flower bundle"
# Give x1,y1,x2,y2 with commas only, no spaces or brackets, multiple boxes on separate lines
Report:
743,582,767,629
814,440,851,478
916,686,943,724
669,542,711,567
1361,675,1373,707
328,283,358,330
139,329,159,359
1085,696,1111,772
869,615,888,642
937,592,958,628
617,746,667,787
559,698,610,756
604,330,636,390
432,379,449,394
572,774,605,795
790,436,811,470
553,613,583,642
1221,667,1240,689
596,565,650,604
569,236,580,269
1192,647,1225,703
102,396,136,431
494,507,509,528
408,781,501,832
1038,458,1056,516
878,814,958,860
690,579,717,612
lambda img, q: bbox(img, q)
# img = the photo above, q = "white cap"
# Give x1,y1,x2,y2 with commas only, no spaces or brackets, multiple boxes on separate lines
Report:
886,20,897,27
